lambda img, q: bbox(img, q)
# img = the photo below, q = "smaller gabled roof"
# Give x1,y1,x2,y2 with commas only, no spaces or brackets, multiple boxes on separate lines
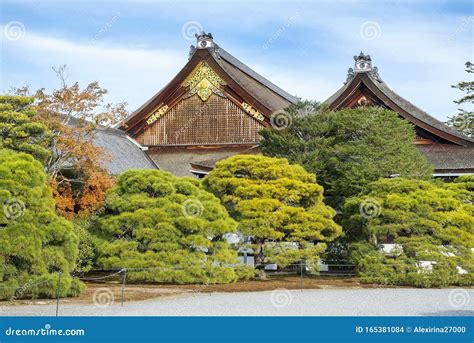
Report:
324,52,474,147
65,116,158,174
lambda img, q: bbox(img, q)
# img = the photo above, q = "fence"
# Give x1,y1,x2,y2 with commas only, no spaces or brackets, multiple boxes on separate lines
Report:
2,262,356,316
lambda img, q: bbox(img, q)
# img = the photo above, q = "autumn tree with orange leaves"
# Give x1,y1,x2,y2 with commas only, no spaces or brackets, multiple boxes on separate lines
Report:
17,66,129,218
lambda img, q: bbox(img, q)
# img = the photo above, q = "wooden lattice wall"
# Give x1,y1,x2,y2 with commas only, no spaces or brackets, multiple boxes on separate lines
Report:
136,94,264,146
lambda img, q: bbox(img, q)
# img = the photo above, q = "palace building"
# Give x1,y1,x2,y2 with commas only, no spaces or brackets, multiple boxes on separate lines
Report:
119,32,296,177
106,32,473,177
325,52,474,177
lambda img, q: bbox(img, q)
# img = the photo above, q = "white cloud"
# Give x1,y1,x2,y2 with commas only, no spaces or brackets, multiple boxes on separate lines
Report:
1,26,186,110
1,7,471,122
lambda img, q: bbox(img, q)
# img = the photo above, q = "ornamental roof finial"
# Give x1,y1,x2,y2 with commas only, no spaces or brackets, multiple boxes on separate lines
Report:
353,52,372,72
195,31,215,49
345,52,382,83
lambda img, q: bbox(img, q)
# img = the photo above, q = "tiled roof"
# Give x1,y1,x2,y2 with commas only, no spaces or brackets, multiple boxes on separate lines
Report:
93,127,158,174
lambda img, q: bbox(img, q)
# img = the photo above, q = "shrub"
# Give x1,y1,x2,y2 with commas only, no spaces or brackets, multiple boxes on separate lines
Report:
71,221,96,273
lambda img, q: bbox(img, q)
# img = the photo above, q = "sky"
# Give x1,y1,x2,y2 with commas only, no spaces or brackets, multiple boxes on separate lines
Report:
1,0,473,121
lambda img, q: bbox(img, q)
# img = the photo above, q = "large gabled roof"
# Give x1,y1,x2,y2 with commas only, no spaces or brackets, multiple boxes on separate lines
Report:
216,47,298,107
120,32,297,137
324,53,474,147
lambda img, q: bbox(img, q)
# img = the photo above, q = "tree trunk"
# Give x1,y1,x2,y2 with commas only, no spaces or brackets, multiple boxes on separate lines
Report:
254,241,266,279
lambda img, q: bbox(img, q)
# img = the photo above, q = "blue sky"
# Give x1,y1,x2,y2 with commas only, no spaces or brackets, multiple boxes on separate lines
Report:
1,0,473,121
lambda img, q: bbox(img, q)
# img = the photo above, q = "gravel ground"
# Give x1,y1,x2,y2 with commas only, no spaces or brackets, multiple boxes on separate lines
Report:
1,288,473,316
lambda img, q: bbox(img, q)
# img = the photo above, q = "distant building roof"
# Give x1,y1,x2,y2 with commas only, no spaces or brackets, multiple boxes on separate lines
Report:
93,127,158,174
416,145,474,174
324,52,474,147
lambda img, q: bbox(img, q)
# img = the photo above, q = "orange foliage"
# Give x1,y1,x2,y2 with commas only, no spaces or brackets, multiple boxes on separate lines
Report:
51,176,75,219
76,169,115,218
26,65,128,219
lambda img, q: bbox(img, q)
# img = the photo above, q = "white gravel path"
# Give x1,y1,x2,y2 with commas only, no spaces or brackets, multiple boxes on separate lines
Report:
1,288,473,316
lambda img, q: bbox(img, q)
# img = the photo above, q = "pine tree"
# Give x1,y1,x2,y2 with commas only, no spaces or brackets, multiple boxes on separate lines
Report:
0,149,83,300
343,178,473,287
260,106,433,208
91,170,239,283
0,96,50,163
203,155,342,270
447,62,473,137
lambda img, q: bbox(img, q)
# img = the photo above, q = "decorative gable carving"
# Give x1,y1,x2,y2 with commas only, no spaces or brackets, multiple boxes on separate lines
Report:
182,62,226,102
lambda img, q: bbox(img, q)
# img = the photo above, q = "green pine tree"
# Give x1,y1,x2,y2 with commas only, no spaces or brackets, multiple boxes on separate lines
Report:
91,169,239,284
203,155,342,270
447,62,473,137
0,95,50,163
343,178,473,287
260,105,433,208
0,149,83,300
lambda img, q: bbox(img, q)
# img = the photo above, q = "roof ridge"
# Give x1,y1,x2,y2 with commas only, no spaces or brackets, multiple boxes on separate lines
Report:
216,47,298,104
366,73,474,144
